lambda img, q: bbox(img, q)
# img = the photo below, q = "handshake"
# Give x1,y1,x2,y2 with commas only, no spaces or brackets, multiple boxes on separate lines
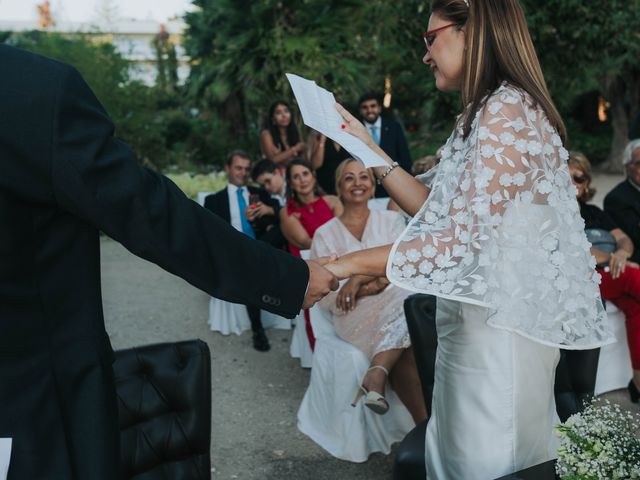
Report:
301,244,389,309
302,255,348,309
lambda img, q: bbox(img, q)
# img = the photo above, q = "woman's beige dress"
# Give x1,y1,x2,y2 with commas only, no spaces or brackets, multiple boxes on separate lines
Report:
311,210,411,358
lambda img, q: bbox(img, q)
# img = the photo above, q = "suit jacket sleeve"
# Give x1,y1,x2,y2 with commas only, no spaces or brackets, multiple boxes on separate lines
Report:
50,65,308,317
392,121,412,171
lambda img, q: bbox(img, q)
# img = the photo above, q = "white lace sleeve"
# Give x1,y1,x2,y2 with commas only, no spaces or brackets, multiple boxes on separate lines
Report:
387,84,612,349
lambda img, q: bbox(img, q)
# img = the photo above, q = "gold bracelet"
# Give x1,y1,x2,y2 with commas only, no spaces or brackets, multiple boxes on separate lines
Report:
377,162,399,185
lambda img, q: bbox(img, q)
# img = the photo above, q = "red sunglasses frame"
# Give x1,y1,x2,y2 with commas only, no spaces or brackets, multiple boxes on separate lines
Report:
423,23,458,51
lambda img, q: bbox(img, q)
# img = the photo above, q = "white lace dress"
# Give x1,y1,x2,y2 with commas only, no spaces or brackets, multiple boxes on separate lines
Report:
386,83,614,479
311,210,411,358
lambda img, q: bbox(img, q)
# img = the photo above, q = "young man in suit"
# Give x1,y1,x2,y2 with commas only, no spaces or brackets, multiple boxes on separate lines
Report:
0,44,338,479
252,158,287,207
604,139,640,264
358,92,413,198
204,151,285,351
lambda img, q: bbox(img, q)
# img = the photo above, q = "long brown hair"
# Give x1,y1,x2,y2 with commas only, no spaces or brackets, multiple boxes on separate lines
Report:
285,158,324,204
430,0,566,142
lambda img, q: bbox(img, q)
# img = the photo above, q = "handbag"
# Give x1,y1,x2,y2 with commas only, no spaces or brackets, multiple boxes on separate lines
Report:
585,228,617,268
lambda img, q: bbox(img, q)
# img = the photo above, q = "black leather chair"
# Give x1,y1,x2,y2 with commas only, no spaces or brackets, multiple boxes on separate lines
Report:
393,294,438,480
554,347,600,422
114,339,212,480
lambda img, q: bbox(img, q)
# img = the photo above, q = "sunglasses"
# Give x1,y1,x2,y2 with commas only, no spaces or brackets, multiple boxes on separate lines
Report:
423,23,457,52
572,174,588,184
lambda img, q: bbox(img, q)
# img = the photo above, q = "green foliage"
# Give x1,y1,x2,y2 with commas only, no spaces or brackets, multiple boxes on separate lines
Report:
4,30,130,117
183,0,451,158
165,171,228,199
2,30,228,172
184,0,640,171
524,0,640,169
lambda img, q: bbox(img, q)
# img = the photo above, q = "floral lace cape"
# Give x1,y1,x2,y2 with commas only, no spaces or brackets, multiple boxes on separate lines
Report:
387,83,613,349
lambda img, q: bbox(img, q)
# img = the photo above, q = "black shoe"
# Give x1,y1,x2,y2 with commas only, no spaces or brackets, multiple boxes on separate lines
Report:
629,380,640,404
252,330,270,352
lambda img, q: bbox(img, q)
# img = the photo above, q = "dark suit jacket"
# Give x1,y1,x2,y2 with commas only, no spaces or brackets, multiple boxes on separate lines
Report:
204,186,280,239
375,116,412,197
603,179,640,264
0,45,308,479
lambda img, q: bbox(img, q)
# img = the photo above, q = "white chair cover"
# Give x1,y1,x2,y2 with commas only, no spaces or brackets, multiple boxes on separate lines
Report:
261,310,292,331
207,298,250,336
297,305,414,462
595,302,633,395
208,297,293,336
289,311,313,368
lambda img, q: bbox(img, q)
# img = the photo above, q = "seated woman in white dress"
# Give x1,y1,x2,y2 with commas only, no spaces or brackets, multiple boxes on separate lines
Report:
311,158,427,423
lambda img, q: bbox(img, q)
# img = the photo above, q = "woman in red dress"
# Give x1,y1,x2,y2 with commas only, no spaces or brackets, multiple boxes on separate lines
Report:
280,158,343,348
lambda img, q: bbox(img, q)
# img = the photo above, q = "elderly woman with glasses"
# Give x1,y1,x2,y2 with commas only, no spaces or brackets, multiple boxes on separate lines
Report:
324,0,613,477
569,151,640,404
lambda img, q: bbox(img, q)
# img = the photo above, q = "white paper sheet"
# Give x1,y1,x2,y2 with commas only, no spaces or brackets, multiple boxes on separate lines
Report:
286,73,388,168
0,438,11,480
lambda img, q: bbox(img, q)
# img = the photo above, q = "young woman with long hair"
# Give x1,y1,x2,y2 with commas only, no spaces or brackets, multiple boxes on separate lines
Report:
260,100,306,166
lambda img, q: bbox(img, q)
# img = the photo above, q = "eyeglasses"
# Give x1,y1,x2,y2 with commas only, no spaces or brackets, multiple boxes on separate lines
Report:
572,174,588,184
628,160,640,168
423,23,457,52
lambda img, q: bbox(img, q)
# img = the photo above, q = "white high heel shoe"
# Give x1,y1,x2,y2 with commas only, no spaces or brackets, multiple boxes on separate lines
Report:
351,365,390,415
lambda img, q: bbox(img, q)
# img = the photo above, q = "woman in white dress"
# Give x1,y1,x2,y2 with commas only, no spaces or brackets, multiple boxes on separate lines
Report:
311,159,426,422
326,0,614,478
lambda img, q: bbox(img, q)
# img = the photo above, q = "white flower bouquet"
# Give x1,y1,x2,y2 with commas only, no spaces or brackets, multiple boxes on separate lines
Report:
555,399,640,479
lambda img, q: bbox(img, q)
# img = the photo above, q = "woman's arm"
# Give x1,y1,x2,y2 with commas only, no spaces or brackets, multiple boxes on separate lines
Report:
279,207,312,249
310,133,326,169
260,130,299,165
607,228,634,279
336,103,429,216
325,244,392,280
324,195,344,217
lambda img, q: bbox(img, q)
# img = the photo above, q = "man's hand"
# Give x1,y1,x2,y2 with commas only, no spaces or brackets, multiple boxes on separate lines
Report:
303,256,339,309
246,202,274,221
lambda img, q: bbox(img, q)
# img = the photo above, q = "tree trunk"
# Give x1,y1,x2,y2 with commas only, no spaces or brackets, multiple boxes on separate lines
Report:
221,91,247,138
600,75,628,173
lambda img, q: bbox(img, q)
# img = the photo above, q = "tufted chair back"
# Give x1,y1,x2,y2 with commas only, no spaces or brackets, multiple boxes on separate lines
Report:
114,339,211,479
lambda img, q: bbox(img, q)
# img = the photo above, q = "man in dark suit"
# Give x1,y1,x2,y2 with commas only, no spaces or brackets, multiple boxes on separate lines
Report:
204,150,285,351
0,44,338,479
358,92,412,198
604,139,640,264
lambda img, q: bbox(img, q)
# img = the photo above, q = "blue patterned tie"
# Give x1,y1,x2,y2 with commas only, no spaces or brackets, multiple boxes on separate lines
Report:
236,187,255,239
370,126,380,145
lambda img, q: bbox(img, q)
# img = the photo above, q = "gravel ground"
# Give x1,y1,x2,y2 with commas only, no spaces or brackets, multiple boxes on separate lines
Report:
101,172,637,480
101,238,394,480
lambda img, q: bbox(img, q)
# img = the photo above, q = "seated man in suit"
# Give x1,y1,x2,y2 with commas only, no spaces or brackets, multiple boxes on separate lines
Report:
604,139,640,264
358,92,412,198
205,150,285,351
